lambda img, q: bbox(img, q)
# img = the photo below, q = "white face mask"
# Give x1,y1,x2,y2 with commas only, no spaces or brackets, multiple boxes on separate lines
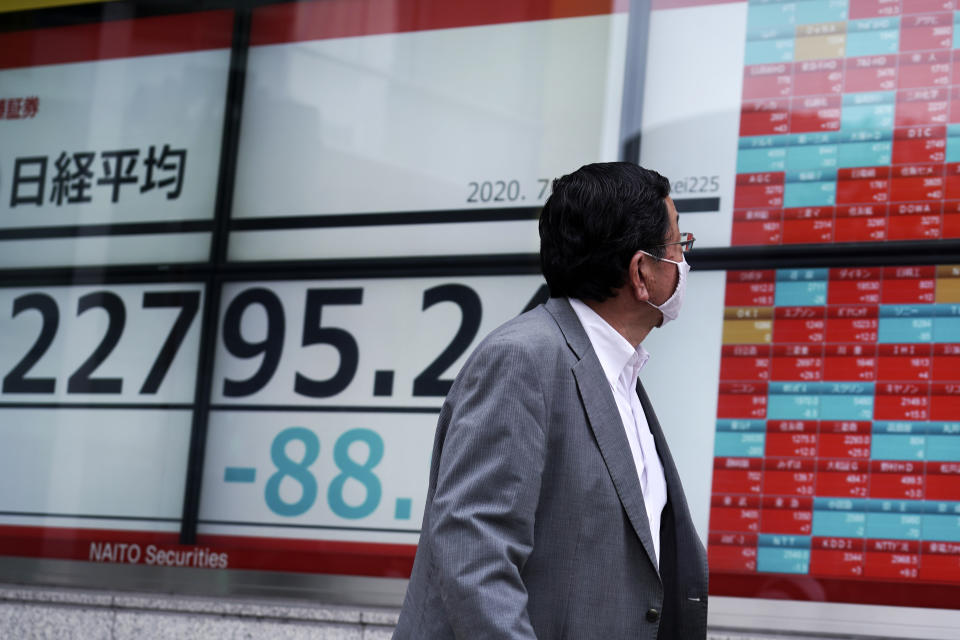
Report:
640,253,689,326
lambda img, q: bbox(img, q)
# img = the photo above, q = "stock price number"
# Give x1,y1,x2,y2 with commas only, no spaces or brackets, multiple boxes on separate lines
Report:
204,409,436,530
213,276,548,405
264,427,385,518
0,284,202,401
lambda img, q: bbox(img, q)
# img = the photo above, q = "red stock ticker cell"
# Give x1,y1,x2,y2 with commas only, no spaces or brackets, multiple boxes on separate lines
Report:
898,51,951,89
896,88,949,126
828,267,882,304
899,15,953,52
782,207,834,244
771,345,824,382
790,95,842,133
710,495,761,533
925,461,960,501
793,59,843,96
717,388,768,419
889,163,945,201
817,459,872,497
825,306,880,340
874,382,931,420
712,457,764,495
732,210,783,245
708,533,759,573
773,307,826,343
869,460,925,500
824,345,878,382
724,282,775,307
920,542,960,582
762,474,816,498
845,55,897,93
709,546,758,573
865,539,921,581
742,63,792,100
933,343,960,380
740,99,790,136
876,266,934,301
947,163,960,197
836,167,890,206
720,345,772,382
810,543,866,578
877,343,933,381
834,205,888,242
881,265,937,303
887,203,943,240
759,496,813,535
892,127,946,164
735,173,785,209
764,432,818,459
825,314,879,343
725,270,775,306
931,383,960,420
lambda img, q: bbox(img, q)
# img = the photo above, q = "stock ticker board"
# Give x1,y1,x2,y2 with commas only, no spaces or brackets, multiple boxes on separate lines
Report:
709,264,960,603
733,0,960,245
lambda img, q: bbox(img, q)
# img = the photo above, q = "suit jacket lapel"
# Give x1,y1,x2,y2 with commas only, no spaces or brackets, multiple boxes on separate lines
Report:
545,299,661,574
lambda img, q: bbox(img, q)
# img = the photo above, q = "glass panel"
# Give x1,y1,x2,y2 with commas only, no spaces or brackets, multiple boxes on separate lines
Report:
0,10,233,267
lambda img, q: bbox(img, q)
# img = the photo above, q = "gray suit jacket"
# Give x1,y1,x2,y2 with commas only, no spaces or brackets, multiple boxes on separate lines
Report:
393,298,708,639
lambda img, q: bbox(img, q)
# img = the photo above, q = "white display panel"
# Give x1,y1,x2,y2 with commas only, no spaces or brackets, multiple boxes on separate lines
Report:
229,1,627,260
0,11,232,267
0,408,190,529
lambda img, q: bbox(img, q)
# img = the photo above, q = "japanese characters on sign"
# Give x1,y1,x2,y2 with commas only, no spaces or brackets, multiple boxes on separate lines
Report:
9,145,186,208
0,96,39,119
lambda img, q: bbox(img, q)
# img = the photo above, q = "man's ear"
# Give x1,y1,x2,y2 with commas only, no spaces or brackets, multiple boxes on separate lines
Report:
628,251,650,302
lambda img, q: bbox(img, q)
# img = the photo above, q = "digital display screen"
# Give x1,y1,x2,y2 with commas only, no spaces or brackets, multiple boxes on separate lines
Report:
709,263,960,607
3,2,960,628
639,0,960,248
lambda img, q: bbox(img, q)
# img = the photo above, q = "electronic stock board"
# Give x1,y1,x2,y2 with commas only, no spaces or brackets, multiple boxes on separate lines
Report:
2,0,960,632
636,0,960,627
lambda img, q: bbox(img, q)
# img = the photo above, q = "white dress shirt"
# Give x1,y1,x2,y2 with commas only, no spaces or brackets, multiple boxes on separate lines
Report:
569,297,668,567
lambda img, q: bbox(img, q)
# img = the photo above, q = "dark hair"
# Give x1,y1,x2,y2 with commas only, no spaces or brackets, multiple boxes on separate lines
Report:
539,162,671,302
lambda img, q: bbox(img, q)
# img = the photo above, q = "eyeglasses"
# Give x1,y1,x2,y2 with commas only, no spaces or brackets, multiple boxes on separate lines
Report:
655,232,695,254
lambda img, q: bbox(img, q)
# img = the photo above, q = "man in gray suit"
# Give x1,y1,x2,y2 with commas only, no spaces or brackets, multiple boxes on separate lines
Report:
394,163,708,639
